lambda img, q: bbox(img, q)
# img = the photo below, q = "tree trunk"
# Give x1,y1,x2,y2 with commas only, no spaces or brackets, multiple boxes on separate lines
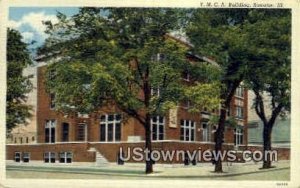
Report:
214,107,226,173
214,79,241,173
144,113,153,174
262,123,272,168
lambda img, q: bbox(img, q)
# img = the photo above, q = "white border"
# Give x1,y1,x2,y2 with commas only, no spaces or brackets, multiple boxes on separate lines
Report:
1,0,300,187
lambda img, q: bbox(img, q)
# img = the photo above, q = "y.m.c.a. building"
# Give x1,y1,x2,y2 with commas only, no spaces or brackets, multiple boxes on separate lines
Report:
6,37,251,166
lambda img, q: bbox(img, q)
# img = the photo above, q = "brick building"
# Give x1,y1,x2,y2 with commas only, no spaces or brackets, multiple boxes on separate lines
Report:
6,37,252,165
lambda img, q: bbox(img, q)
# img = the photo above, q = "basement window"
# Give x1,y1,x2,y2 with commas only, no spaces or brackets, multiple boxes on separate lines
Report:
59,152,72,163
44,152,56,163
14,152,21,162
22,152,30,163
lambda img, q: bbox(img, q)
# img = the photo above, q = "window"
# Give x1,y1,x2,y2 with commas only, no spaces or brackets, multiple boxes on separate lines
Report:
234,128,244,146
182,100,191,109
44,152,56,163
14,138,16,143
227,107,231,116
14,152,21,162
62,123,69,142
50,93,55,109
151,116,165,140
201,122,211,142
77,123,86,141
49,69,56,80
59,152,72,163
32,136,35,142
26,137,29,143
182,70,190,81
45,120,56,143
22,152,30,163
235,86,244,98
152,53,165,62
151,87,160,97
235,106,244,119
180,120,196,141
20,137,23,144
100,114,121,142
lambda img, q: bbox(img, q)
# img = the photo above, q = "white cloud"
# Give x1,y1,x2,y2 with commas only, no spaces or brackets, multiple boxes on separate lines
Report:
8,20,21,29
19,12,58,39
21,32,34,43
9,11,58,45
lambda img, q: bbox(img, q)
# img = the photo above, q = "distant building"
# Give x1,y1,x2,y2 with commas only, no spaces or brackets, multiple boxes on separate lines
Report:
6,65,37,144
247,91,290,148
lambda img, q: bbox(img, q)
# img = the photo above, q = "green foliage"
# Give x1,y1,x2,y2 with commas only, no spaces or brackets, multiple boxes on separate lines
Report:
208,114,237,128
6,28,33,133
40,8,207,121
245,10,291,124
184,82,222,113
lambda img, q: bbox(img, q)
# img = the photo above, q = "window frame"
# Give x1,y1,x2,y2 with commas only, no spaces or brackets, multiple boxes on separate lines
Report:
180,120,196,142
234,128,244,146
45,120,56,143
151,116,165,141
235,106,244,119
44,152,56,163
77,123,87,141
14,152,21,162
99,114,122,142
22,152,30,163
201,122,211,142
59,152,73,163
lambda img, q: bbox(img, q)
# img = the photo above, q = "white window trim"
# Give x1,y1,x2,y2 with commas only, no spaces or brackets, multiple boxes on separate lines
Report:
201,122,211,142
14,152,21,162
150,87,160,97
235,86,244,98
44,152,56,163
151,116,165,141
59,152,73,163
235,106,244,119
22,152,30,163
45,120,56,143
100,114,122,142
180,120,196,141
234,128,243,146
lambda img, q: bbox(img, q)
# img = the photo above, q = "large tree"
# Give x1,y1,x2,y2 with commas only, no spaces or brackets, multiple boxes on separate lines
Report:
186,9,290,172
187,9,253,173
187,9,291,172
245,9,291,169
6,28,33,133
39,8,220,174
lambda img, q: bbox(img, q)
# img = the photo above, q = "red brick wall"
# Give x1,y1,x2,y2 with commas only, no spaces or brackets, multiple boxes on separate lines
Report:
7,142,289,164
37,65,248,146
6,143,95,162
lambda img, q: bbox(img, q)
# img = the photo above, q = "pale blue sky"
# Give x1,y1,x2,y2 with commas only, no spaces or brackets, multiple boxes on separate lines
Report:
9,7,79,53
9,7,79,21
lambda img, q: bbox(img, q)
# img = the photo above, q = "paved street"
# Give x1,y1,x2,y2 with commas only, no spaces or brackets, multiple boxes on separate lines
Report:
6,160,290,180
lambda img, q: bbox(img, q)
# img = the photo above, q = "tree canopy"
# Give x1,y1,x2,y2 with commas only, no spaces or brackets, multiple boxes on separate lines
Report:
39,8,221,173
6,28,33,133
186,9,291,172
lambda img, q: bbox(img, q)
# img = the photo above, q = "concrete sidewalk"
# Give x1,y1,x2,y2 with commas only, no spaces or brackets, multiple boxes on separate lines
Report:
6,160,290,180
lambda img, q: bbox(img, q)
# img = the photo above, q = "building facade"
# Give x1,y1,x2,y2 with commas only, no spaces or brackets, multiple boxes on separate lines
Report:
6,35,252,165
6,61,251,165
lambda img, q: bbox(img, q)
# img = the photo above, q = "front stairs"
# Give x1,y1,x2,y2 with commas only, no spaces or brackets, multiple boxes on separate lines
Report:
87,147,109,166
